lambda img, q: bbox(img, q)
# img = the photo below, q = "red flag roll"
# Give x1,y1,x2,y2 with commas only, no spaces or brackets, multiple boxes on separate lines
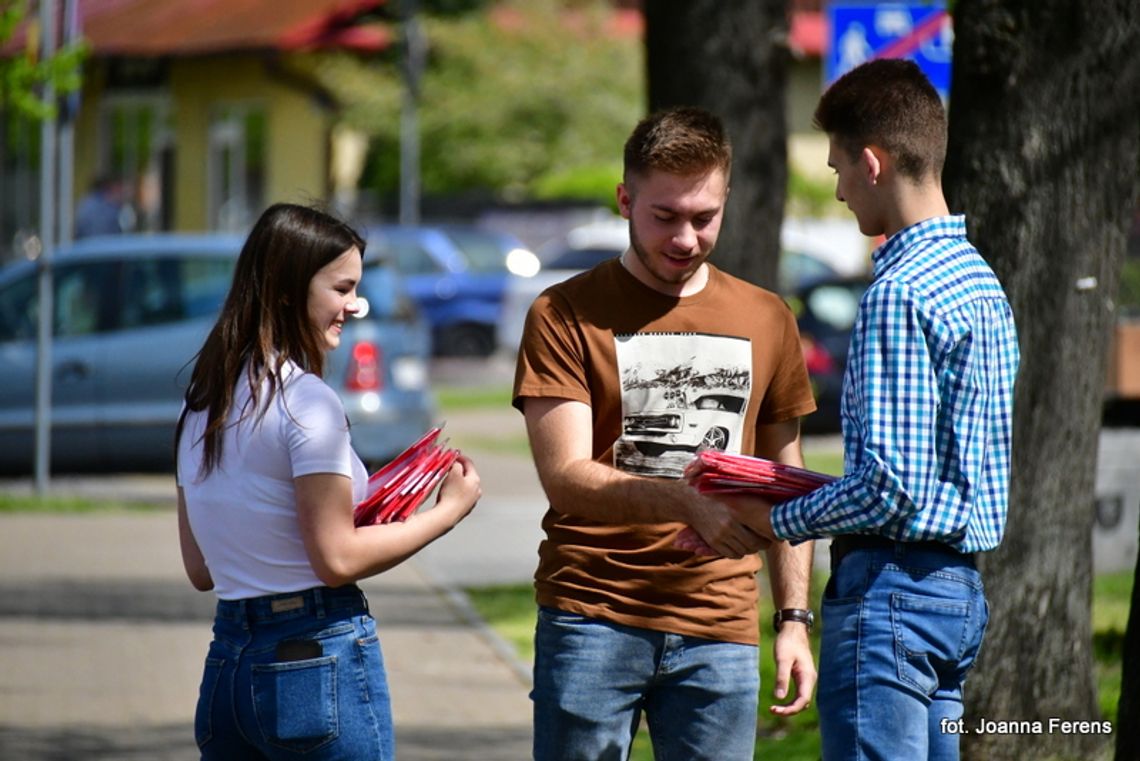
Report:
353,427,460,527
688,450,836,501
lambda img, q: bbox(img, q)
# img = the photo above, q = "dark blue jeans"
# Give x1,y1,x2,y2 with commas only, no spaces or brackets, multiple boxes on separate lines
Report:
195,585,393,760
818,543,988,761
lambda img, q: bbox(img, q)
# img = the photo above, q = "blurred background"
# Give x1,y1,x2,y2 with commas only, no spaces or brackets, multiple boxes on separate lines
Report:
2,2,1139,760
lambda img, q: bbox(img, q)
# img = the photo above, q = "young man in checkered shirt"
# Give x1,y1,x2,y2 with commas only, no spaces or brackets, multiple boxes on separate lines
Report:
707,59,1020,760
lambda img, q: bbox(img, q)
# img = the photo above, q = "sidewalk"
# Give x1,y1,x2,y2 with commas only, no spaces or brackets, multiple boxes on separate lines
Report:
0,510,534,761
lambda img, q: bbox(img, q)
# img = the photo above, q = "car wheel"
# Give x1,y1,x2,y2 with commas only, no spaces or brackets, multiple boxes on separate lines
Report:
698,427,729,451
436,324,495,357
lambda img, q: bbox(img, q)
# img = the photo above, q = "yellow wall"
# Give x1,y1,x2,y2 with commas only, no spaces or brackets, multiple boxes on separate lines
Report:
169,55,331,230
73,53,332,232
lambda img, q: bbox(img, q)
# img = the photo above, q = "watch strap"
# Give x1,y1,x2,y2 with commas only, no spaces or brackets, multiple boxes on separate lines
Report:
773,608,814,632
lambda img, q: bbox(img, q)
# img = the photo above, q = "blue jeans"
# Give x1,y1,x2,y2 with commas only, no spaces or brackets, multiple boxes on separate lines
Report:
532,607,759,761
195,585,393,761
818,543,989,761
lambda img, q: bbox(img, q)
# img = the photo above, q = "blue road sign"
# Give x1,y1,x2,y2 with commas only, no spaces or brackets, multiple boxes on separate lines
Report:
825,2,953,99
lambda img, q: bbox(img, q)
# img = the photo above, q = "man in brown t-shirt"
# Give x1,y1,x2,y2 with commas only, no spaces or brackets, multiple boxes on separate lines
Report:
513,107,818,761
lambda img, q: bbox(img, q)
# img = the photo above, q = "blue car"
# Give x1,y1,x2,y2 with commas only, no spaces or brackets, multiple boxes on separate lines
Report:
364,225,536,357
0,233,435,473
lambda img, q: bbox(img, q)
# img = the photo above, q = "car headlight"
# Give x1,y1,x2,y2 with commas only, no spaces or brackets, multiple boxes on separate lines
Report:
506,248,541,278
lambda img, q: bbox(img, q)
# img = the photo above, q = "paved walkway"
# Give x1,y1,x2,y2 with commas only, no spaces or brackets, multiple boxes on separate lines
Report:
0,510,534,760
0,402,541,761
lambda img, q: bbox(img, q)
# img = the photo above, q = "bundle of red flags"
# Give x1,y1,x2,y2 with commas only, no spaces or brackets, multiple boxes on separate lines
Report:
353,427,458,527
687,450,836,502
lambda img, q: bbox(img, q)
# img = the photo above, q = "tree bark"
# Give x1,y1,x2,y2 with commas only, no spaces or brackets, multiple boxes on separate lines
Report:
643,0,789,289
943,2,1140,759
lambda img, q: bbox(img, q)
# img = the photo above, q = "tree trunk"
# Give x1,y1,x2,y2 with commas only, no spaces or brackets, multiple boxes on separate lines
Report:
943,2,1140,759
643,0,789,289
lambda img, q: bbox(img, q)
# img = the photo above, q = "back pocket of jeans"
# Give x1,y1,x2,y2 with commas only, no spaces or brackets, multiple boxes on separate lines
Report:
891,593,970,695
252,657,338,752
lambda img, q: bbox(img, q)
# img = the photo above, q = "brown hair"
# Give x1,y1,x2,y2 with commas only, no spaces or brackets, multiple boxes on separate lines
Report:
814,58,947,180
176,203,365,476
623,106,732,185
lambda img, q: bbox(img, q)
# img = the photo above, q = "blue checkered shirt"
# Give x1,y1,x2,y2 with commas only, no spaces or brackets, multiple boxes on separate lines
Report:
771,216,1019,552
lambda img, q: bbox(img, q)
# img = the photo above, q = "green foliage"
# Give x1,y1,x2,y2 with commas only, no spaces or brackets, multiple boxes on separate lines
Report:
786,166,838,218
415,0,642,197
0,4,87,122
1119,256,1140,315
304,0,643,201
531,162,623,211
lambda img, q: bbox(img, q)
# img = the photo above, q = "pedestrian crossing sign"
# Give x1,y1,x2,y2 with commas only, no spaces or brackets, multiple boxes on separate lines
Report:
825,2,953,100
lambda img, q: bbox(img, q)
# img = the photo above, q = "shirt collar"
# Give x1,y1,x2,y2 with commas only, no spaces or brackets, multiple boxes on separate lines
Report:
871,215,967,278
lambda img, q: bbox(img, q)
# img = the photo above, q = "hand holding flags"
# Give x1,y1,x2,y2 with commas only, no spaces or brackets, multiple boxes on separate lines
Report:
353,427,460,527
685,450,835,500
676,450,835,555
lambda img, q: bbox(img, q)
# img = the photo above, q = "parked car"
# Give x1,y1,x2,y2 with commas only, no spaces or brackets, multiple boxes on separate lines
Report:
364,224,537,357
495,219,842,353
0,234,434,474
785,274,870,434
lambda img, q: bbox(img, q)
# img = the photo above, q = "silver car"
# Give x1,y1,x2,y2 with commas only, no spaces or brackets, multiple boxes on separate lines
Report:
0,234,434,473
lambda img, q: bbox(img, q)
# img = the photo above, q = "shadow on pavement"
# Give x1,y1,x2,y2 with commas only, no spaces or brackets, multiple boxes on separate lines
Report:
0,578,479,629
0,725,197,761
0,724,532,761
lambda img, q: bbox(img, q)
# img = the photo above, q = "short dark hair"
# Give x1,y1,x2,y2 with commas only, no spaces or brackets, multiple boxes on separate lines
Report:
623,106,732,184
814,59,947,180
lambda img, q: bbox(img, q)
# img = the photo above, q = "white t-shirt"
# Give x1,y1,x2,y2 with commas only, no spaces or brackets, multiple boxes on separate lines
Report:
177,362,368,600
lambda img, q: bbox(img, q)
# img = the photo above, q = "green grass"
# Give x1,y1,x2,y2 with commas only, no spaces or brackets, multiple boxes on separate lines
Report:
0,493,168,514
465,570,1135,761
1094,570,1134,722
803,450,843,477
436,384,514,412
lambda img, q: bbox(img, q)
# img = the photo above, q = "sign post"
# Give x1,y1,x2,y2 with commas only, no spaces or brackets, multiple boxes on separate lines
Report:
825,2,954,99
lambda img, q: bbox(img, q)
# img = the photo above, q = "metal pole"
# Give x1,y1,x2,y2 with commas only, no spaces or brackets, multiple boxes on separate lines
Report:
34,0,58,495
57,0,78,247
398,0,423,226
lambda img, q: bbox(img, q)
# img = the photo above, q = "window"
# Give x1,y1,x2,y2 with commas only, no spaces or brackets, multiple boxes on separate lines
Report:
99,96,175,232
120,255,236,328
0,273,39,343
387,241,442,275
181,257,236,319
0,262,118,342
208,105,267,232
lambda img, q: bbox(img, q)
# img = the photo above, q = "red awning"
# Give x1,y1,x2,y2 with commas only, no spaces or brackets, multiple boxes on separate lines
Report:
7,0,390,57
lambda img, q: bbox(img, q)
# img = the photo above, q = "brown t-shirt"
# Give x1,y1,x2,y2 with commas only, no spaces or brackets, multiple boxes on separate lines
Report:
513,258,816,645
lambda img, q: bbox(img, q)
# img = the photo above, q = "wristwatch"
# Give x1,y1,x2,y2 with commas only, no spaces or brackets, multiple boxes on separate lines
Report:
773,608,815,633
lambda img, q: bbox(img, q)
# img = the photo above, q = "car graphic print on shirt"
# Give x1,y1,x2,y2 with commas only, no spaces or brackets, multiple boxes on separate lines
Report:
613,332,752,478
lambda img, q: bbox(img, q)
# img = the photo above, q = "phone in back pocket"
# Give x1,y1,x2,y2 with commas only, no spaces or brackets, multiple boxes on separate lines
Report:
275,638,322,662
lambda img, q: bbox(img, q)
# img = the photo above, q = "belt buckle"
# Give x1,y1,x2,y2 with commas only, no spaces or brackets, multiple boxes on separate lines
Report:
270,595,305,613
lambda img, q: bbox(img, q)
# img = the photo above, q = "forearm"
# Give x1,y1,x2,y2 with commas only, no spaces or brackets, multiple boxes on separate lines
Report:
298,462,480,587
541,458,696,524
765,539,813,609
525,396,699,525
321,505,460,583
